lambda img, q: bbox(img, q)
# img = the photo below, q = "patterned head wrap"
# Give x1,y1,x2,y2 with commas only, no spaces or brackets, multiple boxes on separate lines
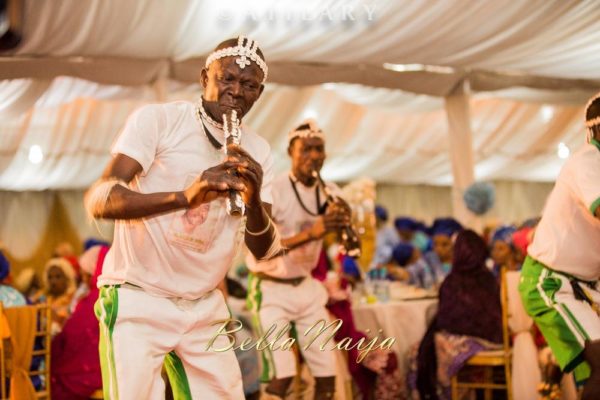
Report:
288,119,325,145
585,91,600,142
205,36,268,83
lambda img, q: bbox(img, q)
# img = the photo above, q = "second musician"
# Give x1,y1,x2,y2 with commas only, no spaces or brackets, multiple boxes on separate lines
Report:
246,119,356,400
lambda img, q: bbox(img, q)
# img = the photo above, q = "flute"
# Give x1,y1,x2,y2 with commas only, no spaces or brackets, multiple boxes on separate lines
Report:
223,110,245,216
311,170,362,258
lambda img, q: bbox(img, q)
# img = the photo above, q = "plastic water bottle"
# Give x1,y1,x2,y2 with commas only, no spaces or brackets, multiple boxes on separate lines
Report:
374,268,390,303
364,272,377,304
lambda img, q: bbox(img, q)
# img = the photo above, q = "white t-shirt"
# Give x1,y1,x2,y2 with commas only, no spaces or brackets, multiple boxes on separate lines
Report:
246,173,338,279
528,142,600,281
98,101,274,299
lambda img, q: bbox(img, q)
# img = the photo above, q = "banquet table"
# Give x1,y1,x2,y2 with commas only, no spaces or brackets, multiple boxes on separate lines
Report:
351,298,438,369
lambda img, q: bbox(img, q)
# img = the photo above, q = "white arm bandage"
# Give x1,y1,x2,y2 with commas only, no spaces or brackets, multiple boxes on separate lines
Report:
260,222,284,261
245,216,285,261
84,178,128,220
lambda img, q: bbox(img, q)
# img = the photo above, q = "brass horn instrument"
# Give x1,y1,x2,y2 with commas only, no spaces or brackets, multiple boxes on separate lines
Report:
311,170,362,258
223,110,245,216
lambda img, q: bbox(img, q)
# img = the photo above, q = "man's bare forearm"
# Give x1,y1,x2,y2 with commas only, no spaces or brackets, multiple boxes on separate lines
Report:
245,202,275,259
281,229,317,251
93,185,188,220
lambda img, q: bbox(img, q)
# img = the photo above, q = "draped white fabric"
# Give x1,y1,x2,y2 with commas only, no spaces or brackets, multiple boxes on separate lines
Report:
0,76,587,190
0,191,54,259
1,1,596,190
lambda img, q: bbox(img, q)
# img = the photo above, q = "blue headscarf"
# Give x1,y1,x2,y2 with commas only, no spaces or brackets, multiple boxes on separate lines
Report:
394,217,417,231
430,217,463,238
84,238,110,251
393,243,415,266
375,205,388,222
0,251,10,281
491,225,517,245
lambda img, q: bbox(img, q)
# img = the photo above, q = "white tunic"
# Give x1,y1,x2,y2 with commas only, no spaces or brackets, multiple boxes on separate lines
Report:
98,101,274,299
247,173,338,279
528,141,600,281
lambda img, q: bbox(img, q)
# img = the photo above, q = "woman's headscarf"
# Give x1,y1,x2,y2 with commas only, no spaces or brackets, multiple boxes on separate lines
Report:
394,217,417,231
43,257,76,295
0,251,10,282
374,205,388,222
512,226,534,256
430,217,463,238
392,243,414,266
491,225,517,246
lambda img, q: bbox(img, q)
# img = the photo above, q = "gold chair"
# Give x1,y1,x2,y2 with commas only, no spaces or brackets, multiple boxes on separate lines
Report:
32,304,52,399
0,302,10,400
450,267,513,400
0,302,52,400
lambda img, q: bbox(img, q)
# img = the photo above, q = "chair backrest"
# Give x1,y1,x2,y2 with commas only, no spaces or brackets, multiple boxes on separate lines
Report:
0,302,8,399
31,303,52,399
0,302,52,400
499,267,511,357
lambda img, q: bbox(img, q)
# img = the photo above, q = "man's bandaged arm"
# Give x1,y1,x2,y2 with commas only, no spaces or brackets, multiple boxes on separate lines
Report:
85,153,188,220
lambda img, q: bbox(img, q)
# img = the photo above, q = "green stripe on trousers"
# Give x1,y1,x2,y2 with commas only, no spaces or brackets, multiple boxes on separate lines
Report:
164,351,192,400
519,256,591,383
95,285,120,400
246,273,277,382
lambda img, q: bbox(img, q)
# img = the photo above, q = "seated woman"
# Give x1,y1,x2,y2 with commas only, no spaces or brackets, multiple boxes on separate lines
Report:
51,245,108,400
423,218,463,285
412,230,503,400
40,258,76,334
389,243,436,289
394,217,431,253
490,225,519,277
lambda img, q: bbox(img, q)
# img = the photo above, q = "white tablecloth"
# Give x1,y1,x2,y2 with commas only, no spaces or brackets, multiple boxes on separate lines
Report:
352,298,437,369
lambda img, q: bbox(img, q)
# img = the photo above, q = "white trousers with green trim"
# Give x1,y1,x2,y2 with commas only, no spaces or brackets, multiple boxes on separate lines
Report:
95,285,244,400
247,275,337,381
520,256,600,383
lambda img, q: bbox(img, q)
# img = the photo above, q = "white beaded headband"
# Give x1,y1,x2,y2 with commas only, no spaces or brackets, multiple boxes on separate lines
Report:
205,36,268,83
288,119,325,144
585,91,600,142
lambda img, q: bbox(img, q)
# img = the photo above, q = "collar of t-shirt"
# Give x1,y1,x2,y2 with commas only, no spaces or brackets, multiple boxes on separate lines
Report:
591,137,600,152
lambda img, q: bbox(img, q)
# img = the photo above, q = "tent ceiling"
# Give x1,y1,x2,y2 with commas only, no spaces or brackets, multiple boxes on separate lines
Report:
3,0,600,93
0,1,599,190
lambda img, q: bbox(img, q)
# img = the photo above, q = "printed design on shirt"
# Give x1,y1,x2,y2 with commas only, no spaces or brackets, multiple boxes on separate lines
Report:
167,174,227,253
288,219,319,264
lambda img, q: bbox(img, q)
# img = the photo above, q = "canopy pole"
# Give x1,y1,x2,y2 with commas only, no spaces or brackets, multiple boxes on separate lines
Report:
152,64,170,102
444,80,480,231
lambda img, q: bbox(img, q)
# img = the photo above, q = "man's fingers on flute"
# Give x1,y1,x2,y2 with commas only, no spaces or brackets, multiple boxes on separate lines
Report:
226,144,258,163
